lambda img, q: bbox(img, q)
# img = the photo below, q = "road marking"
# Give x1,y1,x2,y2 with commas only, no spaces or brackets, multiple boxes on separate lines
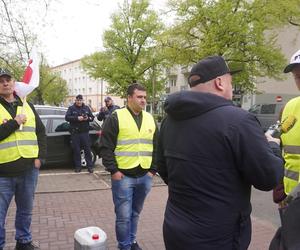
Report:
40,170,109,176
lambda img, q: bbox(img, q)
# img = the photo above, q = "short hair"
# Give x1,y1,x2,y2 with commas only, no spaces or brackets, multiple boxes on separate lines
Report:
127,83,146,96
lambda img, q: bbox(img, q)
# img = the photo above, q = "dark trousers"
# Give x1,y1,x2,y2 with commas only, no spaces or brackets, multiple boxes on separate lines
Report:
71,132,93,170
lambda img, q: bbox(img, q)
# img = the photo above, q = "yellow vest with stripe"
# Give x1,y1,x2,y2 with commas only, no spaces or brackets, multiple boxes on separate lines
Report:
0,102,38,164
115,108,155,169
281,96,300,194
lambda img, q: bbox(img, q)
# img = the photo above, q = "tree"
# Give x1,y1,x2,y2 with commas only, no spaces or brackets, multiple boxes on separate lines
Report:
81,0,166,98
0,0,68,105
28,57,68,105
161,0,300,92
0,0,51,67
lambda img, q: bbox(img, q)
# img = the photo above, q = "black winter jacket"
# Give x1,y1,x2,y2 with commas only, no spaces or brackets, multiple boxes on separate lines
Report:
65,103,94,134
157,91,284,250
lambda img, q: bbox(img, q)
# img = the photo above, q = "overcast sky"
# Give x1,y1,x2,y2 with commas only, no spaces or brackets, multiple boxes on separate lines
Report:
38,0,168,67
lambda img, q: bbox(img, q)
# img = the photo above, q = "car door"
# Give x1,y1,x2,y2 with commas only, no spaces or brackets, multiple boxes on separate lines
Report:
42,117,73,165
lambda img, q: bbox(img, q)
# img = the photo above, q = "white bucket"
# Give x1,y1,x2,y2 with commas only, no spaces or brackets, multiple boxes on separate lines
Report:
74,226,107,250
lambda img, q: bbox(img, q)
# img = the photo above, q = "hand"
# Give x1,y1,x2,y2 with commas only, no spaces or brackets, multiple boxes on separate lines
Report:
14,114,27,125
112,171,124,180
78,116,84,121
100,107,108,112
265,133,281,145
34,159,42,169
147,172,155,177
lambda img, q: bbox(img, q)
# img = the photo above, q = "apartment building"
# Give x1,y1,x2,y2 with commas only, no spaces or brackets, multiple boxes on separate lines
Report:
51,59,124,111
164,26,300,110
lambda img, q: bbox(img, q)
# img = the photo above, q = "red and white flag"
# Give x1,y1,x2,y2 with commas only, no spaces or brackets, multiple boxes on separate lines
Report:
15,47,40,98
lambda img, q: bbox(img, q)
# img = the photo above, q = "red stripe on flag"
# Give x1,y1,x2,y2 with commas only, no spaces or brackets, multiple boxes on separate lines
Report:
22,59,33,84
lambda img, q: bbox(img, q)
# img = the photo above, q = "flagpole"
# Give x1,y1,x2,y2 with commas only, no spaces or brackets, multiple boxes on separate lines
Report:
19,96,27,130
15,46,39,131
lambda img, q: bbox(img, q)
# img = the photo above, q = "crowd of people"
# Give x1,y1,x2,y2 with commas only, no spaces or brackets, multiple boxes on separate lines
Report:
1,49,300,250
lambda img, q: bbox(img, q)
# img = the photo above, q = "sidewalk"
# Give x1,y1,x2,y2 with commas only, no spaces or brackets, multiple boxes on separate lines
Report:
4,167,277,250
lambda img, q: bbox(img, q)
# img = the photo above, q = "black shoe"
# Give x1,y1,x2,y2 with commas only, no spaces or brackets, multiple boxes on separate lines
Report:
131,241,142,250
15,241,40,250
88,168,94,173
75,168,81,173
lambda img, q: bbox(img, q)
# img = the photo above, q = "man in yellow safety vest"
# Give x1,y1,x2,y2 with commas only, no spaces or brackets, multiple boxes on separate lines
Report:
0,68,46,250
281,49,300,195
100,83,158,250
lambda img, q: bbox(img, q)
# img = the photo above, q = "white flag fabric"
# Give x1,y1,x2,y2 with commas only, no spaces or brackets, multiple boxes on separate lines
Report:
15,47,40,98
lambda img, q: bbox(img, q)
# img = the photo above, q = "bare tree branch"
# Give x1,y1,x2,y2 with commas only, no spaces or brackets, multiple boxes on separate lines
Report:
1,0,24,61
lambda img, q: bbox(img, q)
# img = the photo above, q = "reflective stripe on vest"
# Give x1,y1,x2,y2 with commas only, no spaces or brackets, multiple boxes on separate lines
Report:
115,108,155,170
0,140,38,149
0,102,38,163
285,168,299,181
283,145,300,154
281,96,300,194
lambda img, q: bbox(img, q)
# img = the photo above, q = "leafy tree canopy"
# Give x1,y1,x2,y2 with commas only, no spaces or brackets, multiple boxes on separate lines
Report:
82,0,166,98
162,0,300,92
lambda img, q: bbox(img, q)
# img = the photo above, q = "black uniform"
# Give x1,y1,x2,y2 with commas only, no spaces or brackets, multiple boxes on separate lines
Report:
65,103,94,171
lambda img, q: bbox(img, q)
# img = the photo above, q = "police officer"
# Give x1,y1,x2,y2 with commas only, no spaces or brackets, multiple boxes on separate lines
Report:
65,94,94,173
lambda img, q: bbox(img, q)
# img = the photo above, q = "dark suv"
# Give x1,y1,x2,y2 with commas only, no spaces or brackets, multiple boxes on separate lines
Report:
248,103,285,131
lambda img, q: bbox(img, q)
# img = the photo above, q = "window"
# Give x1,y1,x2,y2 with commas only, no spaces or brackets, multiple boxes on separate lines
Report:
52,119,70,132
248,104,261,114
261,104,276,114
170,79,176,87
41,119,48,129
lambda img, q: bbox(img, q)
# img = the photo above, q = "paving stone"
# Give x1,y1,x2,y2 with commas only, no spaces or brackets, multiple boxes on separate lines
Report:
4,167,277,250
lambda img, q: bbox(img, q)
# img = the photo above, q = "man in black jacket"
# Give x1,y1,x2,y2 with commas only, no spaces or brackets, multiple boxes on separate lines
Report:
0,68,46,250
97,96,120,122
65,94,94,173
157,56,284,250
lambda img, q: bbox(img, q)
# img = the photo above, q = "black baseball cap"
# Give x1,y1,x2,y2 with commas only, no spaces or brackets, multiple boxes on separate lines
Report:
76,94,83,100
188,56,241,87
0,68,12,78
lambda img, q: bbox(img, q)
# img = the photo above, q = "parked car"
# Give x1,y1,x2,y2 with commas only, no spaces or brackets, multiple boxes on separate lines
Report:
40,115,101,167
248,103,285,131
34,105,68,116
92,111,103,128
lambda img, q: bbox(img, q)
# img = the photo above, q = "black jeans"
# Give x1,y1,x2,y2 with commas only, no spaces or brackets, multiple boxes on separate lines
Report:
71,132,92,169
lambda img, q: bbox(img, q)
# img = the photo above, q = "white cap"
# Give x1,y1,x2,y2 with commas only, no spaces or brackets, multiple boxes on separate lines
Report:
284,49,300,73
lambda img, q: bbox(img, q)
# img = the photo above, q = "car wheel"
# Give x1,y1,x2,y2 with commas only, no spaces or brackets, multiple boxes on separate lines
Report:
80,149,97,167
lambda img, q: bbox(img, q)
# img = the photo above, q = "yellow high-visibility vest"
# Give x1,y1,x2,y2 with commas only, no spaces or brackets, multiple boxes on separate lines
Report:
281,96,300,194
0,102,38,163
115,108,155,169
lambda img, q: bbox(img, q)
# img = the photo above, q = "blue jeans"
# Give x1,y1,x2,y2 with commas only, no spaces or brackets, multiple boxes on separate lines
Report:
111,174,152,250
0,165,39,249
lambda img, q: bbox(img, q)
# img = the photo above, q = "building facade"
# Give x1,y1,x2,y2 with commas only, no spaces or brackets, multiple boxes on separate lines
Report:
51,59,124,111
164,26,300,110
